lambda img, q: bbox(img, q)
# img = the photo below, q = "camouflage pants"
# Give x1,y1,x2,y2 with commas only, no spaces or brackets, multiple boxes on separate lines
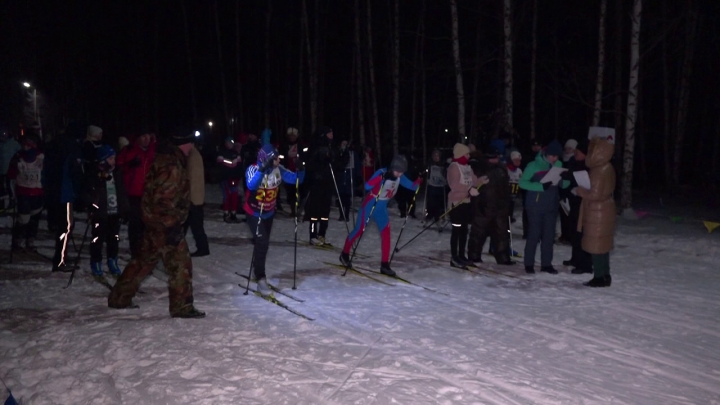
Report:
108,226,194,314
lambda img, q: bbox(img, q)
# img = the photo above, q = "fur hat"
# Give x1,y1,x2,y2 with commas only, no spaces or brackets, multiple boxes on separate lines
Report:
545,140,562,157
389,155,408,173
86,125,103,141
453,143,470,159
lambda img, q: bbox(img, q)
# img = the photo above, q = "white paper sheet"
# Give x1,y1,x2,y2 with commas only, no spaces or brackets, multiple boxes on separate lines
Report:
573,170,591,190
540,166,568,185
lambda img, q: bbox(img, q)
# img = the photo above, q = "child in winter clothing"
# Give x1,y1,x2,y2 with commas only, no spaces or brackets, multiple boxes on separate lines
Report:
217,136,243,222
339,155,421,276
83,145,129,277
244,144,305,296
424,149,448,229
507,150,523,222
7,135,44,251
519,140,569,274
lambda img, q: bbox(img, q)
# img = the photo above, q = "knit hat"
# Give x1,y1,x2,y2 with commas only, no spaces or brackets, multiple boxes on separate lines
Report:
118,136,130,149
545,140,562,157
87,125,103,141
453,143,470,159
287,127,299,136
484,144,501,158
171,129,195,146
389,155,408,173
510,150,522,161
257,143,278,164
96,144,116,162
565,139,578,150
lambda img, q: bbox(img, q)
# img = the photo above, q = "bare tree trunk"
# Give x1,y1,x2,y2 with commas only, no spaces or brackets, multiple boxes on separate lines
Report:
391,0,400,156
621,0,642,212
235,0,244,131
713,115,720,178
180,0,198,127
410,0,425,154
529,0,537,139
366,0,382,164
264,0,272,129
315,0,325,127
353,0,365,147
503,0,513,132
661,4,672,187
350,51,356,144
469,5,482,144
672,4,699,186
613,0,624,185
420,2,427,161
153,15,159,130
298,32,305,135
450,0,466,143
213,0,230,132
592,0,607,126
301,0,317,133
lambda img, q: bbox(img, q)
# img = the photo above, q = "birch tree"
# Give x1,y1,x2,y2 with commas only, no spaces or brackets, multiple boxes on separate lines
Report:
621,0,642,213
264,0,272,129
235,1,244,130
366,0,382,163
529,0,537,139
391,0,400,156
450,0,466,143
213,0,230,131
503,0,513,132
592,0,607,126
180,0,198,126
353,0,365,147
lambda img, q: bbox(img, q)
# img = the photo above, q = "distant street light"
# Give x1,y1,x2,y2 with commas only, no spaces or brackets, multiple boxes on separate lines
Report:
22,82,42,139
208,121,213,127
23,82,30,88
195,131,201,137
444,129,448,133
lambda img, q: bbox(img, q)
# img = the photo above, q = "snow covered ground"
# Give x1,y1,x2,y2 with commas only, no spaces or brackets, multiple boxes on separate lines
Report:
2,185,720,404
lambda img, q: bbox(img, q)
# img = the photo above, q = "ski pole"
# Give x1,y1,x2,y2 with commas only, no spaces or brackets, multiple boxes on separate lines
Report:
395,182,486,253
329,163,350,235
244,174,266,295
389,184,421,266
421,168,428,221
508,215,515,258
350,167,356,224
343,183,384,277
65,209,92,288
292,171,300,290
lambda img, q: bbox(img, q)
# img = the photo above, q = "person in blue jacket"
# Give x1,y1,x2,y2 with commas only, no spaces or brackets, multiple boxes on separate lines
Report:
244,144,304,295
339,155,421,277
519,140,569,274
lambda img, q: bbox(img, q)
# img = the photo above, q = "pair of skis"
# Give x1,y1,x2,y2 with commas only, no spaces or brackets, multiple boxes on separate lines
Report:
235,273,314,321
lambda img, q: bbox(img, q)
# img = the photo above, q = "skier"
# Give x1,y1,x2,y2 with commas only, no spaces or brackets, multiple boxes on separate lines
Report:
561,138,593,273
116,130,156,257
303,126,348,246
279,127,303,216
244,144,305,295
81,145,129,278
217,136,243,223
7,135,44,251
108,130,205,318
576,138,616,287
82,125,103,175
507,150,523,222
467,145,513,265
339,155,421,276
519,140,569,274
424,149,448,231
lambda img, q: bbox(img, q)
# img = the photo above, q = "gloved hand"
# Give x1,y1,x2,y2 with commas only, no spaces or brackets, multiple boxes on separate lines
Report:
542,182,552,191
413,178,423,188
259,157,274,173
165,225,184,247
469,187,479,197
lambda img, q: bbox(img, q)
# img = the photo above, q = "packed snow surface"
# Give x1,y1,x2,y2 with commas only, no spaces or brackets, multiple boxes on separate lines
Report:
2,186,719,404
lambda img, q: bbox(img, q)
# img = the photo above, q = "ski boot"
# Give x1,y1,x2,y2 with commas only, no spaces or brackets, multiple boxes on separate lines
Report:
223,211,231,223
229,213,240,223
91,262,104,277
319,236,332,247
339,252,352,268
380,262,396,277
107,258,122,277
309,237,323,246
256,278,272,297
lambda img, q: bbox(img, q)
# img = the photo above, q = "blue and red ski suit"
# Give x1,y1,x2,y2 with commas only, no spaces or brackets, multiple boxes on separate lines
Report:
342,169,420,262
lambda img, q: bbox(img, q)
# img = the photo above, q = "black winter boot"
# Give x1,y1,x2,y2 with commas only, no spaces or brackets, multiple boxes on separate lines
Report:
451,256,468,270
540,266,558,274
525,265,535,274
380,262,396,277
339,252,352,267
583,275,612,287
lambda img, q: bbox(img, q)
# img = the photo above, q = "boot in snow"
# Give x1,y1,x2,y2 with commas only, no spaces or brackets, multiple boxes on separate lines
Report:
540,266,558,274
171,307,206,318
91,262,104,277
107,258,122,277
450,256,468,270
256,278,272,297
309,237,323,246
319,236,332,247
571,267,593,274
380,262,396,277
339,252,352,267
525,265,536,274
584,275,612,287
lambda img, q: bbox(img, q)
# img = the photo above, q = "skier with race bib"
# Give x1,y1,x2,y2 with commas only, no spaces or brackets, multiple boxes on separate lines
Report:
339,155,421,277
244,144,305,296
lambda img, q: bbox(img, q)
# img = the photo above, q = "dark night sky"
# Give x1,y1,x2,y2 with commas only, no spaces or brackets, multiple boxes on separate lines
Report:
1,0,719,184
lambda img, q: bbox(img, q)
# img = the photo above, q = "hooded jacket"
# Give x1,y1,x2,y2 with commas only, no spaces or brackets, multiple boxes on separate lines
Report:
519,150,568,212
116,137,156,198
577,139,616,254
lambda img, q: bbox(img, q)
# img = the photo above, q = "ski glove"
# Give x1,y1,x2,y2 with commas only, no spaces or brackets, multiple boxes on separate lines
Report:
165,225,184,247
412,178,422,188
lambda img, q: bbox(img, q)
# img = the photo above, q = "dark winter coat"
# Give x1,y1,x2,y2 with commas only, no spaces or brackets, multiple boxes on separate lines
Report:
563,156,588,211
279,139,305,172
240,140,261,174
141,140,191,229
42,134,84,205
82,167,130,219
305,135,348,190
578,139,616,254
469,153,511,217
116,139,156,198
217,147,243,181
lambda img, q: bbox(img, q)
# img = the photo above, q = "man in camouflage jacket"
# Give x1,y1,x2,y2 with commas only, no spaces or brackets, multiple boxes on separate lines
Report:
108,131,205,318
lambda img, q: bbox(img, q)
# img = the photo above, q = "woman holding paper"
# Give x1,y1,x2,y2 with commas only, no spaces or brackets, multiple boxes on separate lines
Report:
576,138,616,287
519,140,568,274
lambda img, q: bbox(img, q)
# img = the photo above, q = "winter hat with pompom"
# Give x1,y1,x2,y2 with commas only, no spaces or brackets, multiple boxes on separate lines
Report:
453,143,470,159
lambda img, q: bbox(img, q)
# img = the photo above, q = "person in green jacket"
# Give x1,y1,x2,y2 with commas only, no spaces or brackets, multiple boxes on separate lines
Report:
519,140,569,274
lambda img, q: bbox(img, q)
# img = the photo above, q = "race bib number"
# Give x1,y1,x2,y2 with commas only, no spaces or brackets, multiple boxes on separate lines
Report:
428,166,446,187
379,178,400,201
509,183,520,195
106,179,118,215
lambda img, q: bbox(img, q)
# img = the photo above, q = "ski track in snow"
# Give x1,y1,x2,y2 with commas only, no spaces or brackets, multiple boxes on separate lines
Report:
1,185,720,404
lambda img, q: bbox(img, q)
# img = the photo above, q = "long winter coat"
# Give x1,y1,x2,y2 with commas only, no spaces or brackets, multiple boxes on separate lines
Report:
577,139,616,254
116,138,156,198
469,153,510,217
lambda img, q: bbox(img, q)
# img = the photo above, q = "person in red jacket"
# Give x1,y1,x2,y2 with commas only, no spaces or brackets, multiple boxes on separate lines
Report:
8,135,44,251
116,130,156,257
